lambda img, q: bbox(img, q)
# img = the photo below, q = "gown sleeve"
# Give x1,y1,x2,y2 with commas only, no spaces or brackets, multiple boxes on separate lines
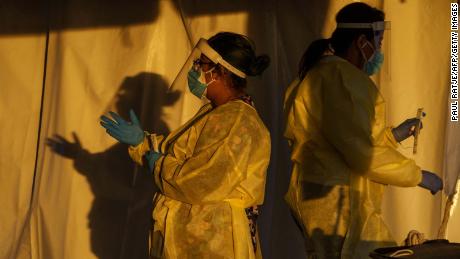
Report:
128,133,164,166
321,67,422,187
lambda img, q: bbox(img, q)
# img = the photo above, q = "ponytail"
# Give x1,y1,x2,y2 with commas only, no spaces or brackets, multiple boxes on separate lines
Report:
298,3,385,80
298,39,330,80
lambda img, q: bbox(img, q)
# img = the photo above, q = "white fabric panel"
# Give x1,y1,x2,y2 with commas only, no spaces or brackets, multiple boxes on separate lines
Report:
444,121,460,197
27,1,192,258
0,30,47,259
443,120,460,241
380,0,452,243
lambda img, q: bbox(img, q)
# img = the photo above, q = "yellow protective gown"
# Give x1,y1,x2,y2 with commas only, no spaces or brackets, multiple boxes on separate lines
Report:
129,100,271,259
284,55,422,258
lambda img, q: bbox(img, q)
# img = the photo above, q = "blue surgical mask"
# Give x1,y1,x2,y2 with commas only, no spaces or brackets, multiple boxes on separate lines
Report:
360,41,384,76
363,50,384,76
187,67,215,98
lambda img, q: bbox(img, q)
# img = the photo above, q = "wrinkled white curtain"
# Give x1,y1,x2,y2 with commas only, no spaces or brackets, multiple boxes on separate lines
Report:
1,0,457,259
379,0,458,242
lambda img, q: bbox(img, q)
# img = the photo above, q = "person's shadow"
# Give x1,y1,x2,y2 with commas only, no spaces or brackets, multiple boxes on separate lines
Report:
47,72,180,259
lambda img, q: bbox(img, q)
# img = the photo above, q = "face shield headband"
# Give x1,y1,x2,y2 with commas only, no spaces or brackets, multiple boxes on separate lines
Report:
336,21,390,49
195,38,247,78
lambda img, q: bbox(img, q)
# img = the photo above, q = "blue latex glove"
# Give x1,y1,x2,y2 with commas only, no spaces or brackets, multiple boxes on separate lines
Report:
100,109,144,146
392,117,423,142
418,170,443,195
145,150,162,172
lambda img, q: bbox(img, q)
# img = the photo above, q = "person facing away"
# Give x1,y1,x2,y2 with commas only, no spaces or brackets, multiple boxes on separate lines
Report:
283,3,442,259
100,32,271,258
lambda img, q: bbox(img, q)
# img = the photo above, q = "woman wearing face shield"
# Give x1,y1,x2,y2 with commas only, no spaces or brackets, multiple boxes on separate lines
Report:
100,32,270,258
283,3,442,258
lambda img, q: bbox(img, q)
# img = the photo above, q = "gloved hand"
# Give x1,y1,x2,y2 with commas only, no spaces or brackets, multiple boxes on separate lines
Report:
392,118,423,142
100,109,144,146
418,170,443,195
145,150,162,172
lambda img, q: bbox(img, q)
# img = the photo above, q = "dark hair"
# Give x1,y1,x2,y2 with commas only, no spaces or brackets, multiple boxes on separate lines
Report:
208,32,270,89
298,2,384,79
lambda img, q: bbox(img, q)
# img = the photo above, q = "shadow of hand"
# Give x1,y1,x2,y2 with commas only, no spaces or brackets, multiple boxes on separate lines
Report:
46,132,82,159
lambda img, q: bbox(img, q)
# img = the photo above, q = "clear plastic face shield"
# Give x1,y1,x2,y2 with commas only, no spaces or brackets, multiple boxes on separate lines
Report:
337,21,391,79
168,38,247,121
170,38,246,97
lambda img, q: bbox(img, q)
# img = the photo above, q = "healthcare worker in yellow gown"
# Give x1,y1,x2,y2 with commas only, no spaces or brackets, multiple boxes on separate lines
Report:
283,3,443,258
100,32,271,258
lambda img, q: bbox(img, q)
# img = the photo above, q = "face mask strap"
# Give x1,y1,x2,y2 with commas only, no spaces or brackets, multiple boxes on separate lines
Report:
360,40,376,63
204,66,215,75
204,66,217,86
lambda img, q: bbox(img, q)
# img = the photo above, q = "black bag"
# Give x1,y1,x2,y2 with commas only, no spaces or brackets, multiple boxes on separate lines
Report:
370,239,460,258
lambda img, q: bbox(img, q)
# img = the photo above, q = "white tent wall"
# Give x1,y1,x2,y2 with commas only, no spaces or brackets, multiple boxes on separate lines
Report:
379,0,454,244
443,120,460,242
0,1,457,259
28,2,194,258
0,3,48,258
0,32,47,259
